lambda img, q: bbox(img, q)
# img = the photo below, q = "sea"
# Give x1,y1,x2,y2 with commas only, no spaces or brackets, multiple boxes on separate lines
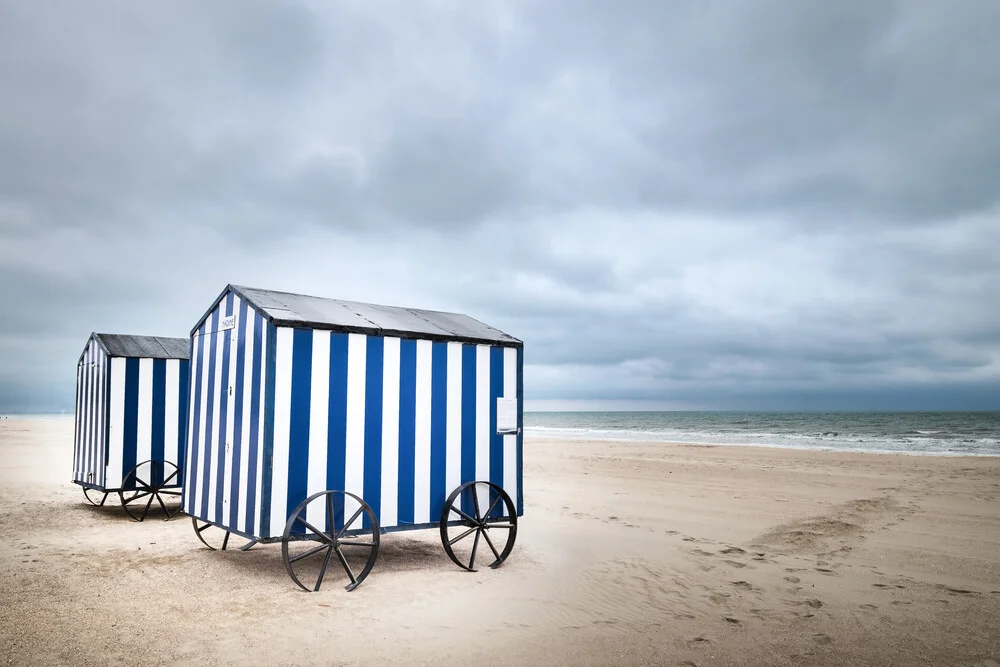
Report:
525,411,1000,456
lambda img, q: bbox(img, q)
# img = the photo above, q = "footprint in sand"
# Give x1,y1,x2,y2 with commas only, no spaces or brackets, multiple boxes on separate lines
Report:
686,636,711,648
859,604,877,610
732,581,754,591
720,546,746,555
724,617,741,624
814,568,838,575
812,633,833,645
784,576,801,584
723,560,747,568
692,549,715,557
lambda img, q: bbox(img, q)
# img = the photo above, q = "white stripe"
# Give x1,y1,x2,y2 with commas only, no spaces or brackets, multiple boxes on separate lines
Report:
206,325,226,523
344,333,367,521
475,345,491,510
107,358,126,489
193,329,211,516
91,347,100,485
73,357,82,480
82,345,92,483
380,337,400,529
222,302,240,527
164,360,179,470
306,330,331,531
136,358,153,470
184,336,199,513
445,342,463,495
503,347,518,512
237,312,254,532
413,340,432,524
254,322,268,537
270,327,294,538
96,350,106,487
79,347,88,481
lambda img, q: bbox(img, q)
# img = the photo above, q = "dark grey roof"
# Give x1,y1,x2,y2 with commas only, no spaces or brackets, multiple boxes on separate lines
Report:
211,285,521,346
92,334,190,359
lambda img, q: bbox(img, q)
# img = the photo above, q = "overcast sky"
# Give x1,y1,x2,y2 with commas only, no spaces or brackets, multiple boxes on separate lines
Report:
2,1,998,413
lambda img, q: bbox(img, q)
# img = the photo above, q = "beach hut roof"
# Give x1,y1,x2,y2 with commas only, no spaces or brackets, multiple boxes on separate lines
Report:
89,333,190,360
194,285,522,347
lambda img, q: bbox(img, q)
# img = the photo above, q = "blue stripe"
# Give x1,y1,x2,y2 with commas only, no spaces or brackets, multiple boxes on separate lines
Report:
287,328,313,534
214,293,234,521
228,299,249,527
489,347,504,517
260,321,278,537
430,342,448,520
200,309,220,518
245,311,264,535
176,359,189,486
186,329,205,513
461,344,477,515
363,336,384,528
397,339,417,524
327,333,349,530
516,347,524,516
151,359,166,485
122,357,139,489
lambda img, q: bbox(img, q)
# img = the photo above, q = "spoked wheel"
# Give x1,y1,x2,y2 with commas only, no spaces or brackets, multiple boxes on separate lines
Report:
282,490,380,593
440,481,517,572
190,517,255,551
119,460,183,522
83,487,109,507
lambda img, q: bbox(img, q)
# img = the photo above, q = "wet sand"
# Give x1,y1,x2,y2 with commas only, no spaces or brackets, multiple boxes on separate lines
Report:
1,417,999,666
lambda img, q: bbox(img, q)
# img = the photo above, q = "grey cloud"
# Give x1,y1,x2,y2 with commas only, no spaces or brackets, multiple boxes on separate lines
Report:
1,1,998,412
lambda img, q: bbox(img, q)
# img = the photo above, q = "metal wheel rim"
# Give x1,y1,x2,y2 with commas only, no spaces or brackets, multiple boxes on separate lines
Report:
282,490,380,593
440,481,517,572
191,517,234,551
83,487,108,507
120,460,183,522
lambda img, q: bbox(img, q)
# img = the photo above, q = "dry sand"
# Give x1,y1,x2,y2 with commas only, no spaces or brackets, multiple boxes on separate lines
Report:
1,416,999,666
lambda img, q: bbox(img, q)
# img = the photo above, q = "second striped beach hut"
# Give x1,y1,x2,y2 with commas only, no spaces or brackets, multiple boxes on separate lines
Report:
73,333,190,520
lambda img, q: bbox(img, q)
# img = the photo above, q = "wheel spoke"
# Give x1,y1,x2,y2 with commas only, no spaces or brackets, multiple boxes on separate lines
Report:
448,526,478,546
161,469,179,485
337,540,375,548
139,493,154,520
481,528,502,562
469,528,481,570
333,546,357,584
155,493,168,516
336,506,365,538
288,542,331,564
448,505,477,524
159,490,182,496
197,522,211,533
471,485,482,521
125,491,152,503
315,546,335,592
484,521,514,529
295,516,336,544
222,532,230,551
484,493,503,519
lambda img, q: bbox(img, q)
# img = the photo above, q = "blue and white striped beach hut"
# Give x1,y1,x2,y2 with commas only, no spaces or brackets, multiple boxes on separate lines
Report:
185,285,523,591
73,333,190,521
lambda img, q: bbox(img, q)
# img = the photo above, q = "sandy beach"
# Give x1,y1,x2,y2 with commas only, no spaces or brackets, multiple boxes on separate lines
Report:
1,416,998,666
